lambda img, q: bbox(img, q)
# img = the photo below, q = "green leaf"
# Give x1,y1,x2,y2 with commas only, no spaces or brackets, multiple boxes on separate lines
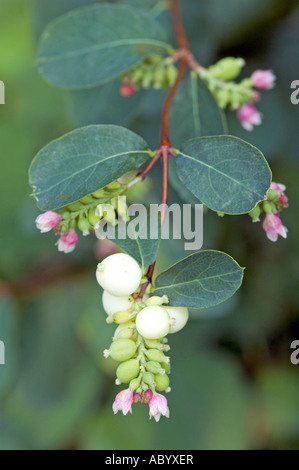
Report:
154,250,244,308
176,135,271,215
169,73,227,147
29,125,150,210
107,206,160,270
37,3,171,89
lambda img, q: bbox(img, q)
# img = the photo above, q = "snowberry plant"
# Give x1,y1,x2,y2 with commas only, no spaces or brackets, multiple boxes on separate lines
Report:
29,1,288,421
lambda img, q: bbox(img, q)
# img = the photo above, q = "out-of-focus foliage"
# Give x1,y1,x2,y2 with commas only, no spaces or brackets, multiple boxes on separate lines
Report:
0,0,299,450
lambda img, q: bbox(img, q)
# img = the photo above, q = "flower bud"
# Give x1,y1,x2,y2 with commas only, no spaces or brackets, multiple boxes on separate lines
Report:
35,211,62,233
145,349,167,363
142,371,155,385
120,83,137,97
107,338,137,362
116,359,140,383
154,373,170,392
145,295,169,307
166,64,178,85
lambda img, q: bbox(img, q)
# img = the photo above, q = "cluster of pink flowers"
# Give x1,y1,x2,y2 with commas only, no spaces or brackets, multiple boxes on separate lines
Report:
237,69,276,131
35,211,78,253
262,182,288,242
113,388,169,422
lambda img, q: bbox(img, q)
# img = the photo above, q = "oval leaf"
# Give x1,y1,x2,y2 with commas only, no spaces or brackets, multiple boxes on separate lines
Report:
176,135,271,214
37,4,171,88
169,72,227,147
154,250,244,308
29,125,150,210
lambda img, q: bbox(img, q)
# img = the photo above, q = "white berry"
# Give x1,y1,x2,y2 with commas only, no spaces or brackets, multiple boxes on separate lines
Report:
96,253,142,296
165,306,189,334
136,306,170,339
102,290,134,316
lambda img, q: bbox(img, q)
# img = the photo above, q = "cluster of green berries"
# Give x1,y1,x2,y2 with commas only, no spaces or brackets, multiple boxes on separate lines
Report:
120,54,178,93
96,253,189,400
198,57,255,110
57,181,129,236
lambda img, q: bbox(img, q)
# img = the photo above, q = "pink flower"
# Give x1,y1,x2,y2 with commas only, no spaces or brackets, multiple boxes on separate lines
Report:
251,69,276,90
237,104,262,131
112,388,134,416
56,230,78,253
148,393,169,422
35,211,61,233
262,213,288,242
120,83,137,97
271,182,288,208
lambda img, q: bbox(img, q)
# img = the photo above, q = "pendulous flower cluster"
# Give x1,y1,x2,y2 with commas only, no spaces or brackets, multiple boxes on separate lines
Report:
249,181,288,242
35,181,130,253
96,253,189,421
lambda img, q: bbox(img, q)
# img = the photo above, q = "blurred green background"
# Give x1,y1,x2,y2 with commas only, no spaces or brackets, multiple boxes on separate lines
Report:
0,0,299,450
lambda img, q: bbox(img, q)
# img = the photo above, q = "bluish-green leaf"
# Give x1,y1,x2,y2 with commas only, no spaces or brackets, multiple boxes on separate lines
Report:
29,125,150,210
37,3,171,89
176,135,271,214
154,250,244,308
106,205,160,270
169,72,227,147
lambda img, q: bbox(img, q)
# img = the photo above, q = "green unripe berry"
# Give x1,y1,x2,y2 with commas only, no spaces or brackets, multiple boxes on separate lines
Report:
263,201,276,214
145,361,164,374
145,295,168,307
113,311,132,324
129,378,141,391
92,189,105,198
209,57,245,80
108,338,137,362
154,373,170,391
106,181,121,190
249,205,261,223
240,78,253,89
142,371,155,385
62,210,71,220
215,88,230,108
166,64,178,85
80,194,94,204
116,359,140,383
266,188,280,202
88,209,100,226
78,217,90,234
145,348,167,363
161,361,171,374
67,201,82,212
144,339,164,350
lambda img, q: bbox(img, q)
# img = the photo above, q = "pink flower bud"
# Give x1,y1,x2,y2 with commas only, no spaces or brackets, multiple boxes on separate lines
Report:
120,83,137,97
148,393,169,422
56,230,78,253
279,195,289,208
144,389,153,402
237,104,262,131
262,213,288,242
270,181,286,194
133,392,142,403
112,388,134,416
251,69,276,90
35,211,61,233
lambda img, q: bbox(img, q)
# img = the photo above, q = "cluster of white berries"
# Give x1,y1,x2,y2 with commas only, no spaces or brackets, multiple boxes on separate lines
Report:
95,253,189,414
